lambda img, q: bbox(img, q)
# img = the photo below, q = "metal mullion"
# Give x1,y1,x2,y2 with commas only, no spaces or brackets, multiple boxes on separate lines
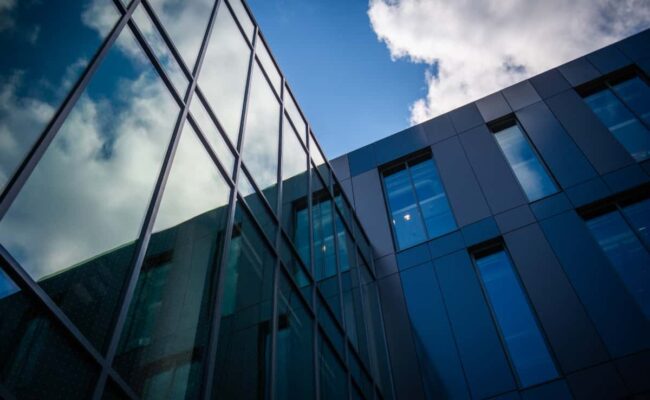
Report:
201,24,258,400
368,278,397,400
279,228,316,284
0,0,139,219
353,249,377,383
255,53,282,102
330,186,347,334
223,0,254,49
239,163,280,221
194,87,240,159
187,113,236,189
315,285,347,337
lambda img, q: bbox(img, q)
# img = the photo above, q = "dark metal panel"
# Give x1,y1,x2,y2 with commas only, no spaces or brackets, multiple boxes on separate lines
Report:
520,380,573,400
475,92,512,123
505,224,609,373
494,205,535,234
449,103,484,133
348,144,378,177
459,125,528,214
614,350,650,395
428,231,466,260
339,178,355,207
516,101,597,189
602,164,650,194
330,154,351,181
396,243,431,271
546,90,634,174
432,136,492,226
373,126,429,167
586,45,632,75
460,217,499,248
434,250,516,399
422,113,457,145
529,69,571,99
502,81,541,111
615,28,650,62
557,57,601,87
374,253,398,279
351,169,395,258
564,177,611,208
530,192,573,221
377,274,426,400
540,211,650,358
566,363,629,400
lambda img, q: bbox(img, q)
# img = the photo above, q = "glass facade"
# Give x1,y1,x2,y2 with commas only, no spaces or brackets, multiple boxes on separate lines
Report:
0,1,391,399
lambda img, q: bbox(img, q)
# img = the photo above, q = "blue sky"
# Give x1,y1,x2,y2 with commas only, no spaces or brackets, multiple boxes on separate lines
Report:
247,0,427,158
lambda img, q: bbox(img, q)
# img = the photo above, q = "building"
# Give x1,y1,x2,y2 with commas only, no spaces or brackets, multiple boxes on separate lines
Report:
0,0,648,399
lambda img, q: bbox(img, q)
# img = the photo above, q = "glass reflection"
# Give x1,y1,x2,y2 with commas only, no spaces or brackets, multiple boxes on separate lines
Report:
198,4,250,143
383,168,427,249
623,198,650,247
188,96,235,176
612,77,650,126
0,0,119,191
114,124,230,399
284,88,307,144
147,0,214,71
0,27,180,350
0,268,98,399
238,169,277,243
256,39,282,95
494,124,557,202
214,205,274,398
475,250,558,387
241,61,281,210
227,0,255,43
319,334,348,400
410,158,456,238
275,272,314,398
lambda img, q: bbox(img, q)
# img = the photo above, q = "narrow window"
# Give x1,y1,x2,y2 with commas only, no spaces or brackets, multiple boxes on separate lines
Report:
493,122,557,202
584,74,650,161
381,154,456,250
474,248,558,387
585,198,650,318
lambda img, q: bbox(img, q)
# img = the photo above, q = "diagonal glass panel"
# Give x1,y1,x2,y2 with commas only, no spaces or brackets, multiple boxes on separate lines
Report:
0,27,180,351
188,96,235,176
114,123,230,399
612,77,650,126
409,158,456,238
0,0,119,191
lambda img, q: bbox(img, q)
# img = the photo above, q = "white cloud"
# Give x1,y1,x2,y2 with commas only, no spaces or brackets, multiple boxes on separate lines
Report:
368,0,650,124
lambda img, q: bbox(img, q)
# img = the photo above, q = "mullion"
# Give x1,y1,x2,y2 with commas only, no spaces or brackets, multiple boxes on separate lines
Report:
194,87,241,160
239,162,280,220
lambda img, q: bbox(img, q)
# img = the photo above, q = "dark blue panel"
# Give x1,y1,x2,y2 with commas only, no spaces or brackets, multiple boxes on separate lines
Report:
428,231,465,260
586,45,631,75
567,363,629,400
489,392,520,400
449,103,484,133
435,251,516,399
615,28,650,62
330,155,350,181
373,126,429,167
421,114,457,145
495,205,535,234
639,57,650,77
459,125,528,214
546,90,634,174
530,192,572,221
516,102,596,188
520,380,573,400
614,350,650,394
396,243,431,271
557,58,601,87
375,253,398,279
540,211,650,357
401,263,471,400
339,178,354,206
602,164,650,194
377,274,427,399
529,69,571,99
433,136,491,226
460,217,500,247
505,224,609,373
643,159,650,176
348,144,377,177
476,92,512,122
351,169,395,258
502,81,541,111
564,177,611,208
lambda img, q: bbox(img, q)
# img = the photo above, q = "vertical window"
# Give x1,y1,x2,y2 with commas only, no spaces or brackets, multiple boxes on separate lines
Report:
493,122,557,202
585,198,650,318
584,74,650,161
382,154,456,250
474,248,557,387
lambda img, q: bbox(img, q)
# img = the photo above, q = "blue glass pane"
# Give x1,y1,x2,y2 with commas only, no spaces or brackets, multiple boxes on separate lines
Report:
409,159,456,238
475,251,557,387
586,89,650,161
613,77,650,126
622,198,650,247
383,168,427,249
586,210,650,319
494,125,557,202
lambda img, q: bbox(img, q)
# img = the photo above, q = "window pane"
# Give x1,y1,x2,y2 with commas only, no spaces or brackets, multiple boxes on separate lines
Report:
284,88,307,144
114,124,230,399
383,168,427,249
0,0,118,191
586,209,650,319
612,77,650,126
238,170,277,243
275,272,314,398
313,188,341,321
279,235,312,303
214,205,274,398
199,5,250,143
0,28,180,350
148,0,213,70
622,198,650,247
586,89,650,161
494,125,557,201
319,334,348,400
256,39,282,95
475,250,557,387
409,159,456,238
0,268,99,399
188,96,235,176
241,62,281,209
227,0,255,42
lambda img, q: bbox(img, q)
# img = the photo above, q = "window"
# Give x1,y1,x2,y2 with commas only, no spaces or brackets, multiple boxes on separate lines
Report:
382,154,456,250
492,121,557,202
584,197,650,319
584,74,650,161
474,248,558,388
